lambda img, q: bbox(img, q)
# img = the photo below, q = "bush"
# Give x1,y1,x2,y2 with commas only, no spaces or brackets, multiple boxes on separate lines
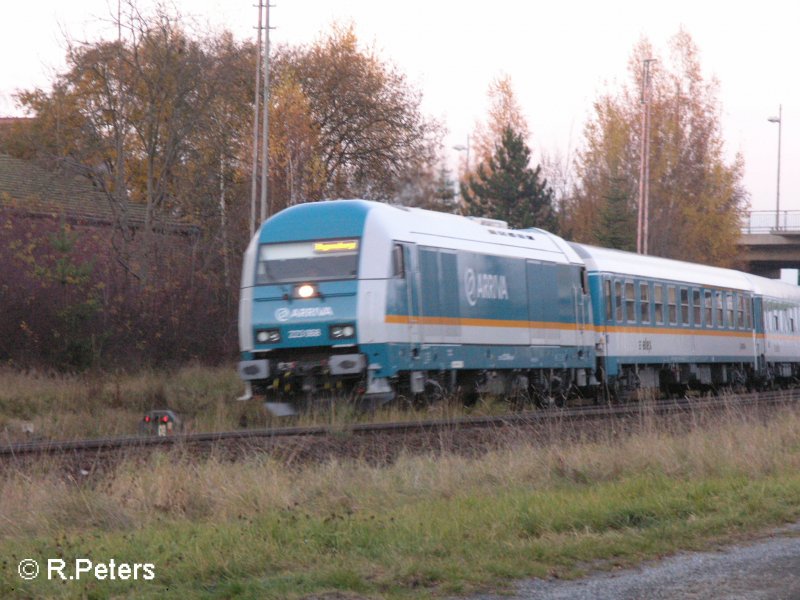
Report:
0,211,238,370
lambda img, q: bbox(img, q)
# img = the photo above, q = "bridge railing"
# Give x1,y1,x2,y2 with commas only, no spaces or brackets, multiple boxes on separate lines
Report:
742,211,800,234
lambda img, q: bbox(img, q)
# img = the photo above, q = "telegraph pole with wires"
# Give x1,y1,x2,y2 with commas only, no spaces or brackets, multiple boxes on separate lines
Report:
637,58,656,255
249,1,274,237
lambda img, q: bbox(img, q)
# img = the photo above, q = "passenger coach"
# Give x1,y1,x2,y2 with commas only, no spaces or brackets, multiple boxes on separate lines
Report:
571,244,758,394
746,274,800,385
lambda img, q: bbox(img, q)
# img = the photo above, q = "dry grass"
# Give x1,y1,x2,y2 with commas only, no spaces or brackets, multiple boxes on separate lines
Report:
2,401,798,539
0,367,516,443
4,402,800,598
0,365,246,441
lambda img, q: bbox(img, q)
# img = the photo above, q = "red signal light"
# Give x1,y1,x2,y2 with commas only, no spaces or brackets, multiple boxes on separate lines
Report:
161,415,169,423
144,416,151,423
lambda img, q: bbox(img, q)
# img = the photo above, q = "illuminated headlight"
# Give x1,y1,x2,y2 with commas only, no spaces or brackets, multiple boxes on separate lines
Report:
330,324,356,339
295,283,316,299
256,329,281,344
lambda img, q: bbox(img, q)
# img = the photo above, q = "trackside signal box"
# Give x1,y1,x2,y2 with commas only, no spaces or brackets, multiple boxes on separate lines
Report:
139,410,182,437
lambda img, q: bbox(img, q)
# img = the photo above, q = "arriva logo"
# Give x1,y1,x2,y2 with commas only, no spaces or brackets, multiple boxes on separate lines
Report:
464,268,509,306
275,307,334,321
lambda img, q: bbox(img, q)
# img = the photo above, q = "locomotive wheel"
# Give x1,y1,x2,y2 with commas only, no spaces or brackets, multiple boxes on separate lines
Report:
508,374,532,410
411,378,445,407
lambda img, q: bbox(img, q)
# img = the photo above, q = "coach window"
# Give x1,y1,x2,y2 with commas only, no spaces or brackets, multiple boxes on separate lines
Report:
737,295,745,329
715,292,724,328
391,244,405,278
704,290,713,326
604,279,613,322
654,284,664,324
680,288,689,326
692,289,702,326
667,286,677,325
745,297,753,329
726,293,734,329
614,281,623,322
640,282,650,323
625,281,636,322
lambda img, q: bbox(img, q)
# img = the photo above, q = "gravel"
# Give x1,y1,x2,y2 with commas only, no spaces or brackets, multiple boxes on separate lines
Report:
466,523,800,600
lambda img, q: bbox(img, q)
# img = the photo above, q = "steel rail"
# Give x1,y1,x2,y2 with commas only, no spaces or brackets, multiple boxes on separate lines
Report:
1,389,798,458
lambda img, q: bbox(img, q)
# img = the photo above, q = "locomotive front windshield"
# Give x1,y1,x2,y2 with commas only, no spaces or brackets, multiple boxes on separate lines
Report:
255,239,360,284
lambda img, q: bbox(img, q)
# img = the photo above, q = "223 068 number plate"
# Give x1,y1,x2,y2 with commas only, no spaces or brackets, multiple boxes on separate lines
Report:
288,329,322,339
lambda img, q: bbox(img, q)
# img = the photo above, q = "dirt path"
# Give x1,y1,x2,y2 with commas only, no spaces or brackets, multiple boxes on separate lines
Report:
465,523,800,600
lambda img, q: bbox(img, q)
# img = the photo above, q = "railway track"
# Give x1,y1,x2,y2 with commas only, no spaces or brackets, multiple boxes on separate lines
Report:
2,389,799,460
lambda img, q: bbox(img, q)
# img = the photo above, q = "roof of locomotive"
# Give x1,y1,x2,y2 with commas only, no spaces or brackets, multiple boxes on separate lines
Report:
570,242,755,291
261,200,584,265
372,202,583,264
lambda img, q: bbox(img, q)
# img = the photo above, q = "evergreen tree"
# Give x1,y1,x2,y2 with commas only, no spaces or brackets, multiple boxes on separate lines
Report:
434,165,457,207
596,177,636,251
461,126,557,231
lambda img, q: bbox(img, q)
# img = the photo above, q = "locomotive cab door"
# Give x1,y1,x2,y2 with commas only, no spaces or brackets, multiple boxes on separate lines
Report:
392,242,423,356
574,267,589,348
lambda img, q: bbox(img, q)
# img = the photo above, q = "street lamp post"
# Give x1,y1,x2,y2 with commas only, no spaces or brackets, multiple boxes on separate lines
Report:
453,135,470,208
768,105,782,230
453,134,470,173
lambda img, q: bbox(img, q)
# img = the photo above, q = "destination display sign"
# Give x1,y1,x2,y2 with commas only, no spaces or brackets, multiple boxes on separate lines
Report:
313,240,359,253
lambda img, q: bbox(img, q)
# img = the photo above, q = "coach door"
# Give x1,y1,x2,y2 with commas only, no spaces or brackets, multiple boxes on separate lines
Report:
752,296,765,373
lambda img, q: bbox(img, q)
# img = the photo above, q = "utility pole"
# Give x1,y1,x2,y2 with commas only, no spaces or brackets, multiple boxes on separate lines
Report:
637,58,656,255
249,1,263,238
249,1,274,236
259,1,273,224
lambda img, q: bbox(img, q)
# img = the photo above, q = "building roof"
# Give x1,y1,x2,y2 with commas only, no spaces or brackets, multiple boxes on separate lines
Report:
0,153,195,234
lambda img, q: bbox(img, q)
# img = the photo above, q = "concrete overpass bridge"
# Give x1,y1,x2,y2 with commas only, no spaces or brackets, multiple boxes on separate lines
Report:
739,211,800,279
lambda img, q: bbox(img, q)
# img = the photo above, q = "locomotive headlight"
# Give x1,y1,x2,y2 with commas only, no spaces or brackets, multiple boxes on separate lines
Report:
296,283,316,299
256,329,281,343
330,324,356,339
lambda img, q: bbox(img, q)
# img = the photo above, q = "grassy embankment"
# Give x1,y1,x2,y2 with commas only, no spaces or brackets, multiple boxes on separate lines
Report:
0,366,510,442
0,365,246,442
3,400,800,598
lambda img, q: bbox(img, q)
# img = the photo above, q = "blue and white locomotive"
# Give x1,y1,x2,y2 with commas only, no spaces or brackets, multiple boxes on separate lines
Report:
238,199,800,412
238,200,594,412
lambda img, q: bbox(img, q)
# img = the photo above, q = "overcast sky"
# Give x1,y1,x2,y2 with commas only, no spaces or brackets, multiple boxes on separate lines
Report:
1,0,797,213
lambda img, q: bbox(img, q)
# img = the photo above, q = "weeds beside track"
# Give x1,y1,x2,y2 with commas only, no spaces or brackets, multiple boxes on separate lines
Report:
2,390,798,469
